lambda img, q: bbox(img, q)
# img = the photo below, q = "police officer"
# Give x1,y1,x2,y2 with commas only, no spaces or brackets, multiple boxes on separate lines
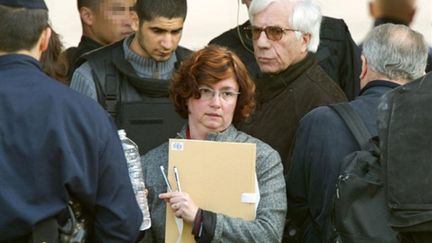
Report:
0,0,142,241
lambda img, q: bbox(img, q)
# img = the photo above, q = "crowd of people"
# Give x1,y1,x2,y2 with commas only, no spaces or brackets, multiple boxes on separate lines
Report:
1,0,431,242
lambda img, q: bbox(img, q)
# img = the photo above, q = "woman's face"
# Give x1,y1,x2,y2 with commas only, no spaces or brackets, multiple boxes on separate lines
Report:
187,78,239,137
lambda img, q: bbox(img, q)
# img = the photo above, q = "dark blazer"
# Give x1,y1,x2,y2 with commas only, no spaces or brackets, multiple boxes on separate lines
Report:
286,80,399,242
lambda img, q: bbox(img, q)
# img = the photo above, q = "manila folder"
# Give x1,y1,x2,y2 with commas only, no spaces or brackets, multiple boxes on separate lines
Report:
165,138,257,243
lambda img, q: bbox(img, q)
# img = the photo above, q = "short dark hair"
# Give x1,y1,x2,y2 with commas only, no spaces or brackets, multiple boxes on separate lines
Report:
0,5,49,52
135,0,187,23
77,0,99,10
170,45,256,124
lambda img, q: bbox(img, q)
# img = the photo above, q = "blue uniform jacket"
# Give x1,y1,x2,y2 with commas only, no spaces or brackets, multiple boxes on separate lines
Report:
0,54,142,242
286,80,399,242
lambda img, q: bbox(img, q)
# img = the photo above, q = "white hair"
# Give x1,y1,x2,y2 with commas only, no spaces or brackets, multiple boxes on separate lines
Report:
363,23,428,81
249,0,322,52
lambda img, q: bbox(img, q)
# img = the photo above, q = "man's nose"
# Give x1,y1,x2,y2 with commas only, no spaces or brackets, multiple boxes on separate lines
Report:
255,30,271,48
161,34,175,49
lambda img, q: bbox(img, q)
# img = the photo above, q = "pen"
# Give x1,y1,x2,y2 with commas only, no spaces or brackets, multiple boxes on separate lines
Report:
160,165,173,192
173,166,182,192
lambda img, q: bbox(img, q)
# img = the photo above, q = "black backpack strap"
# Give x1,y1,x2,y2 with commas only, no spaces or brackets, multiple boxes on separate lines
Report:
85,43,124,123
328,103,372,149
88,60,120,122
102,65,120,119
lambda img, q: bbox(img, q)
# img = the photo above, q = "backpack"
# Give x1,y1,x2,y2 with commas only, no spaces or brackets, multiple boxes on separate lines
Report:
329,103,398,243
378,73,432,233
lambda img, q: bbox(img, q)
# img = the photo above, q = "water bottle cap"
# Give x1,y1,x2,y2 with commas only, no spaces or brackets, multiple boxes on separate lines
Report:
118,129,126,138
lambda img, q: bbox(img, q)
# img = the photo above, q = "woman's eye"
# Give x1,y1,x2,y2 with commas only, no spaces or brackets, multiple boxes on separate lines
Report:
223,92,234,97
201,89,212,94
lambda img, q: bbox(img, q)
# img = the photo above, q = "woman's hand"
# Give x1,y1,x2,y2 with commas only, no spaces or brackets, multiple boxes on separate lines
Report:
159,191,199,223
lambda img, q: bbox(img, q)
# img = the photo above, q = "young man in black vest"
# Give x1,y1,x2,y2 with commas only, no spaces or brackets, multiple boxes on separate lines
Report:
70,0,191,155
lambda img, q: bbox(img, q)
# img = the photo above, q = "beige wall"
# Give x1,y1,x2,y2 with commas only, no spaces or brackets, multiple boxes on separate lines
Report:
46,0,432,50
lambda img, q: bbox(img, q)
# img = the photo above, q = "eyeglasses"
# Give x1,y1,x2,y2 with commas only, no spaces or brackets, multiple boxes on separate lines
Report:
244,25,298,41
198,86,240,102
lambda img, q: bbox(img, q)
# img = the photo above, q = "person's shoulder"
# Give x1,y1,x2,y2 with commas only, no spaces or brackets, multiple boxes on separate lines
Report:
46,75,106,114
73,41,124,83
73,61,92,74
175,45,193,60
209,26,239,46
305,62,334,82
320,16,351,41
69,61,98,99
291,62,338,92
141,142,169,163
298,104,357,141
79,40,124,64
64,46,78,65
235,128,281,160
300,105,339,127
303,63,346,96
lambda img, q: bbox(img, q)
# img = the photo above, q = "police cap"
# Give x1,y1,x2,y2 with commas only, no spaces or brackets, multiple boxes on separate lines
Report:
0,0,47,10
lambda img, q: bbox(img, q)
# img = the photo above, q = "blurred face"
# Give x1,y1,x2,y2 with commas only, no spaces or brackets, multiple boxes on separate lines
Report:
131,16,184,61
252,2,309,74
187,78,239,139
91,0,136,45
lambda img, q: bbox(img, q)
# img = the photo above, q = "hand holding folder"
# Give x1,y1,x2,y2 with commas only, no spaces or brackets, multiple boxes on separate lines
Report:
165,139,258,243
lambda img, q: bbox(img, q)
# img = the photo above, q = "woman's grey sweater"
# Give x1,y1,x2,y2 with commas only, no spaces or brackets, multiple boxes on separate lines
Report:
140,125,287,243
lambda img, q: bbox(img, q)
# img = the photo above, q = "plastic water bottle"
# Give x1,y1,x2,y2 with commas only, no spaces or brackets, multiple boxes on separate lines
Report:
118,129,151,230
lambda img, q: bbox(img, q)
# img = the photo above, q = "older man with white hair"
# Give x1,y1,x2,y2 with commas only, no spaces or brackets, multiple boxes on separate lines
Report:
239,0,347,176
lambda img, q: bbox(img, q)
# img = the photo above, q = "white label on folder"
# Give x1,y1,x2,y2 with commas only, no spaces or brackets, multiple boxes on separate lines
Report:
241,193,259,204
171,142,184,151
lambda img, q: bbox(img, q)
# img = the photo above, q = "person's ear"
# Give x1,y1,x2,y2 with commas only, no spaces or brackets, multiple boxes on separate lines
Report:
131,12,139,31
80,7,94,26
368,1,376,18
39,27,51,53
359,54,368,88
408,8,416,24
300,32,311,53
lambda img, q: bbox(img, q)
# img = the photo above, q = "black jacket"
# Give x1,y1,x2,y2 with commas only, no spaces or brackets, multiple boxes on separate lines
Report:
65,35,103,80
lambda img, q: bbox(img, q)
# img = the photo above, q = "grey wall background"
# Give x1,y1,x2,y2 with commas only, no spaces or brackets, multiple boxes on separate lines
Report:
46,0,431,50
